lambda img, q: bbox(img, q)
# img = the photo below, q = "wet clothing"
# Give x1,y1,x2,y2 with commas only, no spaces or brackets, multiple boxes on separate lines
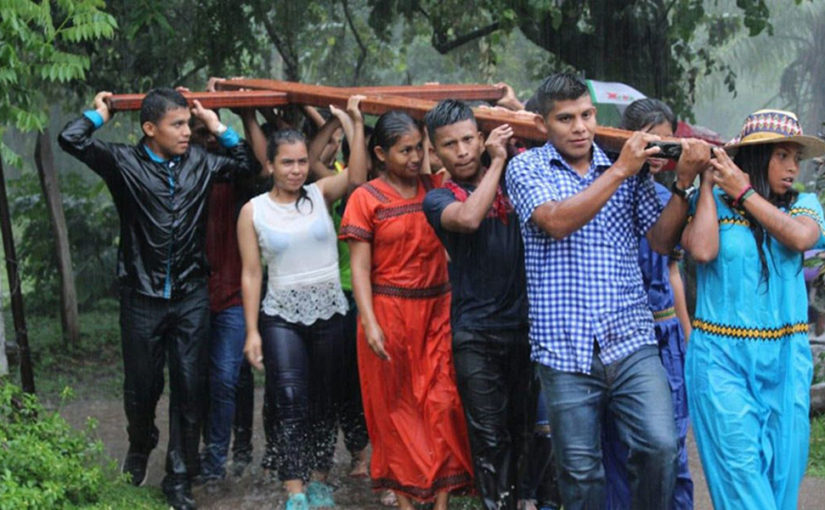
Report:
423,180,533,509
58,112,259,299
250,184,347,481
686,189,823,510
506,143,677,509
58,111,258,493
603,182,693,510
340,175,473,501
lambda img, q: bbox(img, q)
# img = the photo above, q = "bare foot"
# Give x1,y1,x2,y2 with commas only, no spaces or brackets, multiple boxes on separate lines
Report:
380,490,399,507
349,448,368,478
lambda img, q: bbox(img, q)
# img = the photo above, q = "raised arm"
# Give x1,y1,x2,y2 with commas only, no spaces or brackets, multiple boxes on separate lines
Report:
191,100,260,179
238,202,265,370
349,240,390,361
57,91,120,179
237,108,270,172
530,131,660,239
681,169,719,263
307,115,341,179
710,146,820,252
438,124,514,233
646,138,710,254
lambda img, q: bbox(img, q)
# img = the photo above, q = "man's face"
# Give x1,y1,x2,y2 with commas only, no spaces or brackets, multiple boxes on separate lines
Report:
143,107,191,159
542,95,597,165
432,119,484,181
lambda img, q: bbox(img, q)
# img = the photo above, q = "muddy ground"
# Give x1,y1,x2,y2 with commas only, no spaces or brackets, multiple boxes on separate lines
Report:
59,390,825,510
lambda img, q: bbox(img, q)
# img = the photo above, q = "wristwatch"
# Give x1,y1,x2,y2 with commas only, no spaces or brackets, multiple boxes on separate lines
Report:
671,180,697,201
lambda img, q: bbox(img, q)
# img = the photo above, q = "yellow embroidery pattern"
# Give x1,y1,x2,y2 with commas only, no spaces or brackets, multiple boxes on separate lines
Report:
718,217,750,227
693,319,807,340
790,207,825,236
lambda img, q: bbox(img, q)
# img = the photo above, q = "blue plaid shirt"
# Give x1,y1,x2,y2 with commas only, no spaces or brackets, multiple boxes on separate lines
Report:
505,142,663,374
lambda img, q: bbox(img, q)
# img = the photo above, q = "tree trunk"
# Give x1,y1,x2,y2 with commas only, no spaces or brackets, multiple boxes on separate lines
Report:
34,128,80,346
0,155,35,393
0,292,7,377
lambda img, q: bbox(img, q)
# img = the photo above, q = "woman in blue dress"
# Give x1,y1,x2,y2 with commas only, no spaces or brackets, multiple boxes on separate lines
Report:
682,109,825,510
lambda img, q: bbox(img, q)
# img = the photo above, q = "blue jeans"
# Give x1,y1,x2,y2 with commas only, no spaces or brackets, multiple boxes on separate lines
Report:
201,305,246,478
537,344,678,510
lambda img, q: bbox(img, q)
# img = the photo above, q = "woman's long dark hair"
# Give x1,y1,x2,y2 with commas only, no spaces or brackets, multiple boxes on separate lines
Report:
620,98,677,132
731,144,799,284
267,129,312,212
368,110,420,172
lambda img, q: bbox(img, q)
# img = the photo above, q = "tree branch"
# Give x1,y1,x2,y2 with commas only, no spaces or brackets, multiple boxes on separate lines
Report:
342,0,367,84
431,21,501,54
253,3,299,79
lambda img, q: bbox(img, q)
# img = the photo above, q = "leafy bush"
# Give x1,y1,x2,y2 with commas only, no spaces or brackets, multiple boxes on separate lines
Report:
9,170,118,314
810,414,825,478
0,382,165,509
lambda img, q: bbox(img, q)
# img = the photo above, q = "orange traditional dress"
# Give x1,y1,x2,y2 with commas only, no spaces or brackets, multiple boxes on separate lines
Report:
339,174,473,501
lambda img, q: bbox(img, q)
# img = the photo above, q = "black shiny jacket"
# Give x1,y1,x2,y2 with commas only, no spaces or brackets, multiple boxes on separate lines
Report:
58,115,260,299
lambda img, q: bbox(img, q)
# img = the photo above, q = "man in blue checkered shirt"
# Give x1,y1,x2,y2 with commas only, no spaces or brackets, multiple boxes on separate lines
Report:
506,73,709,510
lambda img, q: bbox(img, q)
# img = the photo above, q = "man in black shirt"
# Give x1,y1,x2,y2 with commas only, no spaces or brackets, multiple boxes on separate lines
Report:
59,88,258,510
422,100,533,510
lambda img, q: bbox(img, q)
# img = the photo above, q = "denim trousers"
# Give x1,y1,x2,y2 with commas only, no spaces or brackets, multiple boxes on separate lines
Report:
537,344,678,510
201,305,246,478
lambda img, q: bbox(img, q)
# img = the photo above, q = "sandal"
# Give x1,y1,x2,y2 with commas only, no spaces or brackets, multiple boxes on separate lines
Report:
380,489,398,507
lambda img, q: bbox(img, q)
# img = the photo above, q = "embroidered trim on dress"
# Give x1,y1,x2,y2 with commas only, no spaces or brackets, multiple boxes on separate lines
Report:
790,207,825,235
363,182,390,203
653,307,676,322
718,216,750,227
376,203,423,220
339,225,373,242
371,471,473,501
372,282,451,299
693,318,807,340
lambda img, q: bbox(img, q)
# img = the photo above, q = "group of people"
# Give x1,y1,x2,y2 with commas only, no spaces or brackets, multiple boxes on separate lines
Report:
58,71,825,510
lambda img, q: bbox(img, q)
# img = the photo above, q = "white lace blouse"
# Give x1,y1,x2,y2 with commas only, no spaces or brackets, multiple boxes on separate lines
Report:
250,184,348,324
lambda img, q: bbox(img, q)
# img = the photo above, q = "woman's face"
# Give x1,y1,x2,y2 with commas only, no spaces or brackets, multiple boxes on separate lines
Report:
644,121,674,174
377,128,423,180
271,141,309,193
767,142,802,195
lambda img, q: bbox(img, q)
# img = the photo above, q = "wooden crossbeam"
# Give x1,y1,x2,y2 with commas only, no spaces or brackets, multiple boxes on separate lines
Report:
105,90,289,112
344,84,506,102
217,78,634,152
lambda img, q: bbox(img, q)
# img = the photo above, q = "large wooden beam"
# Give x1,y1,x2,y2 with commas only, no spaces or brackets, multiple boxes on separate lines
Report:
105,90,289,112
217,78,636,152
345,84,506,102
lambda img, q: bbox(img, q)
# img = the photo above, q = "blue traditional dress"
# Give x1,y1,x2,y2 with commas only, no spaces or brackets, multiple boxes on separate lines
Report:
603,182,693,510
686,187,824,510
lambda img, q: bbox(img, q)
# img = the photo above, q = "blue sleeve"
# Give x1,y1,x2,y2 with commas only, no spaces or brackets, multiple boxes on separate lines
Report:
217,126,240,148
82,110,104,129
505,151,559,227
791,192,825,248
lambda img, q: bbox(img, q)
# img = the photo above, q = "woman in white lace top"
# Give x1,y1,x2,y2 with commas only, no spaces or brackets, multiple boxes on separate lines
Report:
237,129,351,510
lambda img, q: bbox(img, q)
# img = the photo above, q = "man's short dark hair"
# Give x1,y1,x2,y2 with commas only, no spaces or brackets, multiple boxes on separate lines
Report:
534,73,589,118
140,87,188,125
424,99,477,141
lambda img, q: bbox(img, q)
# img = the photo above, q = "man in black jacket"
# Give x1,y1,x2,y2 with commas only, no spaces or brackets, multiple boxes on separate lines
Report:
58,88,259,510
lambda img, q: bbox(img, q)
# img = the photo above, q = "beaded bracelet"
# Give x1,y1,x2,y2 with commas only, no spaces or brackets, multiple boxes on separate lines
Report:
732,185,753,208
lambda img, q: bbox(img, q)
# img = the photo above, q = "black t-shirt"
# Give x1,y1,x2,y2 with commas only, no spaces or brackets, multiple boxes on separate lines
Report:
423,183,528,333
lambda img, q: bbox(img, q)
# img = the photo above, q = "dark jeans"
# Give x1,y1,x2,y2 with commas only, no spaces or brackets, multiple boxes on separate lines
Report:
452,327,535,510
201,306,246,478
338,291,368,454
521,390,561,508
232,359,254,460
120,285,210,492
537,345,678,510
261,312,344,481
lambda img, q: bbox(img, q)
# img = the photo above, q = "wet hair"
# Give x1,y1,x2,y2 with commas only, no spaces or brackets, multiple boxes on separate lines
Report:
523,94,540,114
266,129,312,211
732,143,799,285
534,73,589,118
424,99,477,142
140,87,188,125
368,110,420,171
621,98,677,133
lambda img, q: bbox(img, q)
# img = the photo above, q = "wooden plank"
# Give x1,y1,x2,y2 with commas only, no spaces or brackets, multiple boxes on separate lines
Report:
345,84,506,102
219,78,635,152
106,90,289,111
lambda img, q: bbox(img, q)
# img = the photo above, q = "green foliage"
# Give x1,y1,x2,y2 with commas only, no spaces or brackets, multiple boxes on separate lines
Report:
0,0,116,164
0,381,165,508
8,170,118,314
809,414,825,478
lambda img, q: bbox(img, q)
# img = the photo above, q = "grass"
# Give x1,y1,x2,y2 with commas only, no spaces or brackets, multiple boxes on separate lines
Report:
810,414,825,478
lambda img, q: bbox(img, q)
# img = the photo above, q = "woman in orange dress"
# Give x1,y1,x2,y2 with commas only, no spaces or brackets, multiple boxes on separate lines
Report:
340,111,473,510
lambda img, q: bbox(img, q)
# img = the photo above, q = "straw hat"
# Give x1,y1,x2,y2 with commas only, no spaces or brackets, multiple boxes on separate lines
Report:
724,109,825,160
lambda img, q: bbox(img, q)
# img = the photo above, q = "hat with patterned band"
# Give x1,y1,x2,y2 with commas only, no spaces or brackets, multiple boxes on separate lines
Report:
724,109,825,160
